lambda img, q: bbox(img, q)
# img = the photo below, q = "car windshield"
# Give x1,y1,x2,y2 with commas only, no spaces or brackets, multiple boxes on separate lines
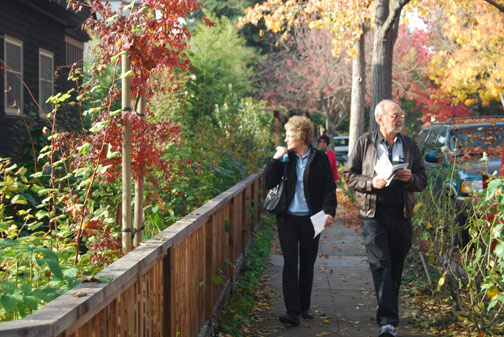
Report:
333,138,348,146
451,123,504,159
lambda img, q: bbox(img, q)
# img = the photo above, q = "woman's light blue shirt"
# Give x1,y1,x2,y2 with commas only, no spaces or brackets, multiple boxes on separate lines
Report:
287,148,311,216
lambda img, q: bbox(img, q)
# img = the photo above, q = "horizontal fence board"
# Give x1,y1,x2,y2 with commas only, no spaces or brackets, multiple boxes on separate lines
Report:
0,171,264,337
0,320,53,337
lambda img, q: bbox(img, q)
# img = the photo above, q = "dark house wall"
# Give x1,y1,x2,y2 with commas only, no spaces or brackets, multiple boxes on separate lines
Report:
0,0,89,162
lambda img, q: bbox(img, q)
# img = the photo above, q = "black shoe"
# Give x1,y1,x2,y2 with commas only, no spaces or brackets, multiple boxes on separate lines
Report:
301,309,314,319
279,313,300,326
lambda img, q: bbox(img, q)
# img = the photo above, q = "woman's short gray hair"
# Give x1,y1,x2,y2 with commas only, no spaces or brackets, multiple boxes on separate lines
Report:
284,116,314,145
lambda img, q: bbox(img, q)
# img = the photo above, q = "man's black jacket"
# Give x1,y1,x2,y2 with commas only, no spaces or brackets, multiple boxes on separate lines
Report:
343,131,427,218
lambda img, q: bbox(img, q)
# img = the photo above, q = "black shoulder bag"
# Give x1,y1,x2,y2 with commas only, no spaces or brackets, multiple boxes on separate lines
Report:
263,163,288,214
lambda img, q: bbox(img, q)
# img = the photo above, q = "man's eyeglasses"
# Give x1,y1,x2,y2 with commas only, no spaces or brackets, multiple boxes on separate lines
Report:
388,113,405,120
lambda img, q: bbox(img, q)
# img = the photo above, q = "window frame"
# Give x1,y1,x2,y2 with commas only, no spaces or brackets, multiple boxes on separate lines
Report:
65,35,84,67
39,48,55,116
3,35,24,116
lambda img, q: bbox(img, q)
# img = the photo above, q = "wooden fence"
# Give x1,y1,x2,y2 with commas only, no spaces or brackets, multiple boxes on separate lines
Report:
0,172,264,337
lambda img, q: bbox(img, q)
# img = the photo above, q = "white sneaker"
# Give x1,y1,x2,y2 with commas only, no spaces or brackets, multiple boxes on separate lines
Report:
378,324,397,337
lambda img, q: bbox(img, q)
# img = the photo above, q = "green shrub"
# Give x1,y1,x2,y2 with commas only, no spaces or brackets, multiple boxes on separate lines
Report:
411,161,504,334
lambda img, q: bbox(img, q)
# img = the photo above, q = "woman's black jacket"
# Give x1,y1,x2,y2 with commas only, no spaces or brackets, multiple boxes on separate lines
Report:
264,146,337,217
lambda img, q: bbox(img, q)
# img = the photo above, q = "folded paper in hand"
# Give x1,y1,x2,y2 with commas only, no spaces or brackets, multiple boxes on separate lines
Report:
374,153,408,185
310,210,326,239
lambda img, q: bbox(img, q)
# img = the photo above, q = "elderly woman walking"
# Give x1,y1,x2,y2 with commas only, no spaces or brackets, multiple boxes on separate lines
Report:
264,116,337,326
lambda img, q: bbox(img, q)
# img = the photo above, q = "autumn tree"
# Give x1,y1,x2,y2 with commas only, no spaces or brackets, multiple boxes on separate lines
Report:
240,0,504,148
256,26,352,138
403,15,472,123
239,0,412,148
60,0,205,257
367,0,411,131
417,0,504,109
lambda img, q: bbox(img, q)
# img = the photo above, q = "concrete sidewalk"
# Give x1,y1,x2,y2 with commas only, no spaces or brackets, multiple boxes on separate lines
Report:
245,212,427,337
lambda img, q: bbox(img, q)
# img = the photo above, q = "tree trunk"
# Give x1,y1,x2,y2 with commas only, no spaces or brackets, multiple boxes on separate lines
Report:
325,108,335,139
349,31,366,158
485,0,504,13
369,0,409,133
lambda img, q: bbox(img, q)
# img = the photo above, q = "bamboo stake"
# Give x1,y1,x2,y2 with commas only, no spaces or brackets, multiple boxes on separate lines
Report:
133,95,146,247
122,53,132,254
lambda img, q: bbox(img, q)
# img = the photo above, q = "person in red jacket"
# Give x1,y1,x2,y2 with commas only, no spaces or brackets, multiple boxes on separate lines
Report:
317,135,339,182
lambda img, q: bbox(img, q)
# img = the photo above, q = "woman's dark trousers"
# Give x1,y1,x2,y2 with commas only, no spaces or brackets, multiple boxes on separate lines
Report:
277,213,320,315
361,208,412,327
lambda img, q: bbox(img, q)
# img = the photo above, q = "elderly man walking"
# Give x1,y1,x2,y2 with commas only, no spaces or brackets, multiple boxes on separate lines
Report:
343,100,427,337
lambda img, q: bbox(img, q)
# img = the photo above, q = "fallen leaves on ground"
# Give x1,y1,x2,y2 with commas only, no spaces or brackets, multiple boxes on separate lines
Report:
401,259,504,336
335,192,361,228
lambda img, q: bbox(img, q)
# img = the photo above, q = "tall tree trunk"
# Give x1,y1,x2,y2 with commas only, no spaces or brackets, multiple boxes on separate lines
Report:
349,30,366,157
369,0,410,133
325,107,335,139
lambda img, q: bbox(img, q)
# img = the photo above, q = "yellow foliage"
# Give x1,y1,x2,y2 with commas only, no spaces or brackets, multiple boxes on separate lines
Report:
239,0,373,60
347,47,358,58
486,286,499,301
464,98,476,106
422,220,432,229
437,271,447,292
240,0,504,105
425,0,504,106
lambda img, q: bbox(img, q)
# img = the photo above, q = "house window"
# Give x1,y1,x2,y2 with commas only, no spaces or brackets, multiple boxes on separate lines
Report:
39,49,54,116
65,35,84,66
4,36,23,115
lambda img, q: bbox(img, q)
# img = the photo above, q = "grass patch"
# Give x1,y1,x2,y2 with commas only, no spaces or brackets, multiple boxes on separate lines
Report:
216,215,275,337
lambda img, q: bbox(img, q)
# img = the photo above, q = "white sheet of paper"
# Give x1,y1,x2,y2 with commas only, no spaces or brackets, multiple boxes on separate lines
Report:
375,153,409,180
392,162,409,172
374,152,394,179
310,210,326,239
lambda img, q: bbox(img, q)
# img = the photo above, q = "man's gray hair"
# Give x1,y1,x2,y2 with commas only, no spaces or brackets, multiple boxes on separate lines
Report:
374,99,401,122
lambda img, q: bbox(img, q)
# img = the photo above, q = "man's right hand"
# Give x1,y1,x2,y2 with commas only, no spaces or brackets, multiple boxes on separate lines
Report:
372,176,388,189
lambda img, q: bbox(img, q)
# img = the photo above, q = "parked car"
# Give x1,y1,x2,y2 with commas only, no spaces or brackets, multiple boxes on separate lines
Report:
333,136,349,165
416,116,504,244
417,116,504,201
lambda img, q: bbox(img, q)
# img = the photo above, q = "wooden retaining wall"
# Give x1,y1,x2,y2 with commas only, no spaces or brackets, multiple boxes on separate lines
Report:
0,172,263,337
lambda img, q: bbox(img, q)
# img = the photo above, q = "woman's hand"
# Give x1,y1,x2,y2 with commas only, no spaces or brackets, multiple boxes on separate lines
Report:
273,146,288,160
324,214,334,228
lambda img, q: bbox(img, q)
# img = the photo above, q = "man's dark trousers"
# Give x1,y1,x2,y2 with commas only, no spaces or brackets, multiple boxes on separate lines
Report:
361,207,412,327
277,213,320,315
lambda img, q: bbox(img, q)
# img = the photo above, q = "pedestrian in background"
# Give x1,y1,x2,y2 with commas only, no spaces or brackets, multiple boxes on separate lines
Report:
317,134,339,183
343,100,427,337
264,116,337,326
